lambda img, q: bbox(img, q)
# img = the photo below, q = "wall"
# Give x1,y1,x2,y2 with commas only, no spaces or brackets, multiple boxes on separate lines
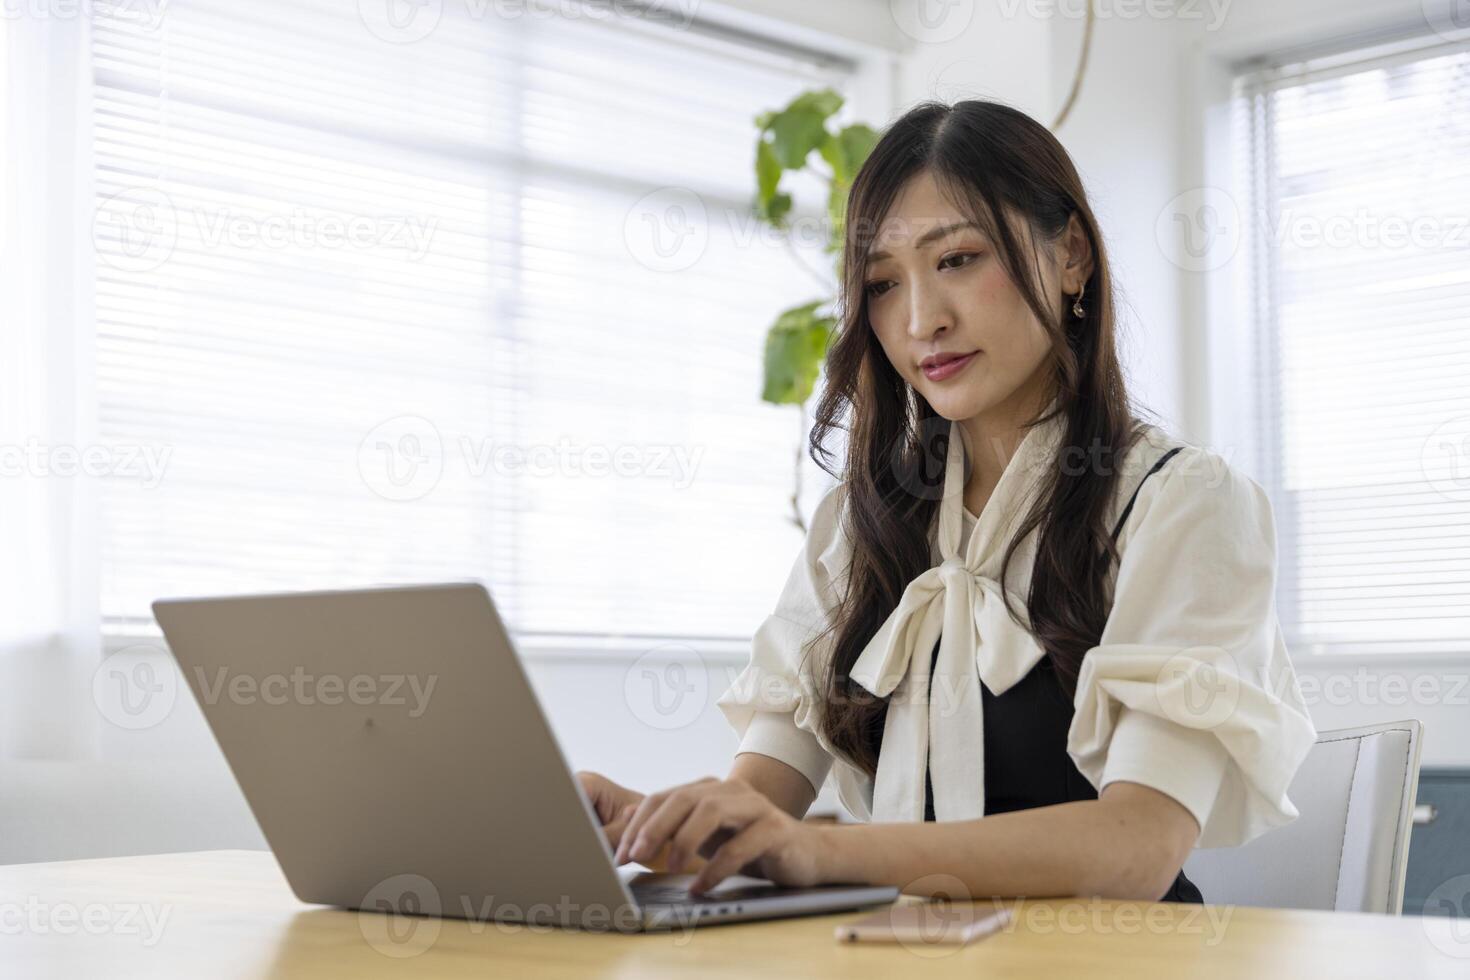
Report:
12,0,1466,866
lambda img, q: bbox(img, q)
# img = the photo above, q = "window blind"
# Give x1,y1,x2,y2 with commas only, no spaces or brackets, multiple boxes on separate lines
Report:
1234,33,1470,655
90,0,852,644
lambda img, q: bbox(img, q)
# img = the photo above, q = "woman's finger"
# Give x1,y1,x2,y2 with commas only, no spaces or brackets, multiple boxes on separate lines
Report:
688,819,773,895
615,786,684,865
667,792,765,873
619,782,710,866
663,796,735,873
601,802,637,850
614,787,668,864
575,772,615,824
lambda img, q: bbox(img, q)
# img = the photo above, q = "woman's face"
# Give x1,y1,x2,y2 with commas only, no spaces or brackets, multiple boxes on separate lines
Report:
862,170,1075,424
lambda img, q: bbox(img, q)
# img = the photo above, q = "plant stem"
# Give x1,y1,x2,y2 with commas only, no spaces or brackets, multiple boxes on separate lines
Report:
782,235,836,292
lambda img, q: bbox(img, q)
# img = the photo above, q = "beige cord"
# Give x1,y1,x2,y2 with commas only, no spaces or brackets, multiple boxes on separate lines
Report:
1051,0,1096,131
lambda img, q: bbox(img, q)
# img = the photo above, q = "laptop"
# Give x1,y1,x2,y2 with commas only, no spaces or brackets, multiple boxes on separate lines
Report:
152,581,898,932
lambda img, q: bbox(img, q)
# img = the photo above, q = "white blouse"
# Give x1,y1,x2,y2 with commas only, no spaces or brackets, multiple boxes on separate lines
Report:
715,410,1318,849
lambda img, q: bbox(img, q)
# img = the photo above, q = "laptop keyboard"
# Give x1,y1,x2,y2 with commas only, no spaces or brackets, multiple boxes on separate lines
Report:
631,881,782,906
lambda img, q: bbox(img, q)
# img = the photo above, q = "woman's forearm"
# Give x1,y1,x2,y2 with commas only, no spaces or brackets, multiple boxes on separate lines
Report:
729,754,817,821
813,791,1191,901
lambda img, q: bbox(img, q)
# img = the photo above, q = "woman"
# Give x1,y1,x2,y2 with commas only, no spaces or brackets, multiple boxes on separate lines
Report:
577,99,1316,902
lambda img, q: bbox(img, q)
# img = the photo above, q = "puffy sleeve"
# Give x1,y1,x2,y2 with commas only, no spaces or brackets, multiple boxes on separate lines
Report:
715,482,850,796
1068,446,1318,849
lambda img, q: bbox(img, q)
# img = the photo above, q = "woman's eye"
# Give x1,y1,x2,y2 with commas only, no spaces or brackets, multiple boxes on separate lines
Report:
865,253,979,297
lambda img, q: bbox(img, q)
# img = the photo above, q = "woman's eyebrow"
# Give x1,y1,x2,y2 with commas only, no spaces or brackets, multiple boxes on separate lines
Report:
865,220,984,263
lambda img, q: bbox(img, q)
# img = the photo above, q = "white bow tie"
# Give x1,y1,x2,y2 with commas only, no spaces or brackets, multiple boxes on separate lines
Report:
848,414,1062,823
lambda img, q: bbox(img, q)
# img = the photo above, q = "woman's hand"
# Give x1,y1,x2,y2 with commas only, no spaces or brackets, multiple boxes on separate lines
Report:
612,776,825,895
574,770,645,852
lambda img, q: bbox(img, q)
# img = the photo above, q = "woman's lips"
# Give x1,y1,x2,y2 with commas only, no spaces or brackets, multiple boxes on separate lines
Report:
921,351,978,382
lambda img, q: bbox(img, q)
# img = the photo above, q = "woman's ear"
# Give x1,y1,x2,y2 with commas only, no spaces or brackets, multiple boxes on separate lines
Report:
1060,212,1095,292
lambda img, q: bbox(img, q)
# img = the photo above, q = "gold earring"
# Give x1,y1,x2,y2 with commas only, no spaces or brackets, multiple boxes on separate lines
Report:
1071,282,1086,318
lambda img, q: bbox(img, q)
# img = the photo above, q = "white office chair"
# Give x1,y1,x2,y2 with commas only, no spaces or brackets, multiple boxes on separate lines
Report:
1183,720,1423,914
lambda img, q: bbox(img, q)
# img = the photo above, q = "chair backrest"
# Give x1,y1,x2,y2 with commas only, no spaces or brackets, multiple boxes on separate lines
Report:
1183,720,1422,914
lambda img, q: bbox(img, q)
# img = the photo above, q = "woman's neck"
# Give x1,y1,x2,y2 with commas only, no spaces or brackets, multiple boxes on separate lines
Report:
957,377,1057,516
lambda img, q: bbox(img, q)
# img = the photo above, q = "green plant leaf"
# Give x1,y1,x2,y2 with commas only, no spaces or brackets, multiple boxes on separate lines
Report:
784,87,844,121
759,191,792,226
838,123,880,181
754,139,791,226
818,133,845,185
762,88,844,170
762,300,835,404
825,180,848,254
755,138,781,202
818,123,878,187
750,89,869,409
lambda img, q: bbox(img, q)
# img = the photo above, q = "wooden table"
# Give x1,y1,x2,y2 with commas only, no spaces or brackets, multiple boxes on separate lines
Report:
2,850,1466,978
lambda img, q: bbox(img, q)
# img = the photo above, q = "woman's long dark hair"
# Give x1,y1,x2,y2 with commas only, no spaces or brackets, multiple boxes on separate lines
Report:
807,99,1154,778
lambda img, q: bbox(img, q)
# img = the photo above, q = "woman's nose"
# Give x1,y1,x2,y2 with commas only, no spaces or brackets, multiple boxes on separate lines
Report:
906,284,952,341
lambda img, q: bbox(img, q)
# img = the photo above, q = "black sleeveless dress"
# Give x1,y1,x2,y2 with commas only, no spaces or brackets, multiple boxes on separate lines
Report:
863,443,1203,904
